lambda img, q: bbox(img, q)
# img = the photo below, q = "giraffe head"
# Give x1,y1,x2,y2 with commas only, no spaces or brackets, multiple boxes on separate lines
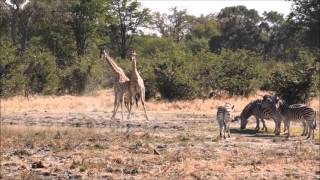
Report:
130,49,137,61
99,48,108,59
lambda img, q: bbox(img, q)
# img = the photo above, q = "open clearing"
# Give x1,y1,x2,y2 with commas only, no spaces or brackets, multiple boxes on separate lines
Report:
1,90,319,179
1,111,320,179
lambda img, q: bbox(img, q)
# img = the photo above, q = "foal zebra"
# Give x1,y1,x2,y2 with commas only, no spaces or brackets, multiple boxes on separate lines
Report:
234,99,269,132
217,103,234,139
261,95,317,139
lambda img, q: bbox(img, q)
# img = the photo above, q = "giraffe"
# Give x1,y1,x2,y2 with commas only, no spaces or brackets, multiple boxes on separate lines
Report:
127,49,149,120
99,48,130,121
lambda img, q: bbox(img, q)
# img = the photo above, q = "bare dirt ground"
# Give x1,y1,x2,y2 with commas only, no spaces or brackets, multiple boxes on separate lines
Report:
1,90,320,179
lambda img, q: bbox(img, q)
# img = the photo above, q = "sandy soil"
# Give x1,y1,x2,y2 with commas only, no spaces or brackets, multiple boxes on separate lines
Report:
1,90,319,179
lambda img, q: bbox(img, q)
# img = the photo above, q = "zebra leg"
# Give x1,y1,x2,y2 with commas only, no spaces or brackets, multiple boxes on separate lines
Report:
301,120,307,136
274,118,281,136
219,123,223,138
227,123,231,138
223,123,226,139
255,117,260,131
283,118,290,134
261,118,268,132
306,121,314,139
286,121,291,138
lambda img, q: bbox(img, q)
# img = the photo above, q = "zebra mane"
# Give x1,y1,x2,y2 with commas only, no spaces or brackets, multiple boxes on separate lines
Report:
240,99,261,119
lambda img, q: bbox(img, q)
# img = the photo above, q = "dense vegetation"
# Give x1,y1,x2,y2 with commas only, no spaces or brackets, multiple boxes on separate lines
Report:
0,0,319,103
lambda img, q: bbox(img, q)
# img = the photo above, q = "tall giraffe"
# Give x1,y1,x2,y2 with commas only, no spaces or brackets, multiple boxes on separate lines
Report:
100,48,130,121
127,49,149,120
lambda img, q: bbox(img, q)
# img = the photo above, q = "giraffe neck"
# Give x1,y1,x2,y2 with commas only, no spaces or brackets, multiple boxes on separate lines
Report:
104,53,129,81
131,58,140,80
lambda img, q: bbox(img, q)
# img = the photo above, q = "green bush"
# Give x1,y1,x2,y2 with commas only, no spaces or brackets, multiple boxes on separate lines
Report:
153,47,200,100
22,48,59,95
268,50,319,104
198,49,264,96
58,51,109,95
0,46,59,97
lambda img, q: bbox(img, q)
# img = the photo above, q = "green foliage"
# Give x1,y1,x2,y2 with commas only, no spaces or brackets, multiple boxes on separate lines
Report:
59,51,109,95
0,0,319,102
214,6,261,51
0,45,59,97
268,50,319,104
154,47,200,100
185,38,209,55
105,0,152,58
198,49,264,96
290,0,320,49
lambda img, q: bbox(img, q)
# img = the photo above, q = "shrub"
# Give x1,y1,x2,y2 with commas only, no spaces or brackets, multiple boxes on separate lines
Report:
154,47,200,100
198,49,264,96
268,50,319,104
0,46,59,97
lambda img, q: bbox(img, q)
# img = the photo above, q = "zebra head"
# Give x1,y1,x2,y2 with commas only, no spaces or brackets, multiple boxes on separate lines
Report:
261,95,279,109
234,116,248,129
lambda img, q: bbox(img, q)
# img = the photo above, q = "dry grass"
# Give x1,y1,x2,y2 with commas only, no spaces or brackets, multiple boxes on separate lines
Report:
1,119,319,179
2,89,319,115
1,89,319,179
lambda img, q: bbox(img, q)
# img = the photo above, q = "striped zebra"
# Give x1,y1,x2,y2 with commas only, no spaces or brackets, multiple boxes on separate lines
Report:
260,95,283,136
276,100,317,139
234,99,269,132
217,103,234,139
261,95,317,139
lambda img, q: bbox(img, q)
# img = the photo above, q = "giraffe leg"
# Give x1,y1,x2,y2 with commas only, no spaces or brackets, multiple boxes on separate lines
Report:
141,93,149,121
120,99,124,121
141,98,149,121
127,92,134,120
111,89,118,120
119,91,125,121
112,93,120,120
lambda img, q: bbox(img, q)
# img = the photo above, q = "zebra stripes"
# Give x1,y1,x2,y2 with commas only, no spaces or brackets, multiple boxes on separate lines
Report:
277,100,317,139
234,99,269,132
260,95,283,135
261,95,317,139
217,103,234,139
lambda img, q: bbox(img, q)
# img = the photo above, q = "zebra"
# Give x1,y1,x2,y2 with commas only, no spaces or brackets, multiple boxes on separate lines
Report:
260,95,283,136
217,103,234,139
234,99,269,132
261,95,317,139
276,100,317,139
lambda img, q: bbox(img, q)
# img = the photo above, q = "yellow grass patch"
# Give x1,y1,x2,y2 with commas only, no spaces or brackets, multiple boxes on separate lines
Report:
2,89,319,115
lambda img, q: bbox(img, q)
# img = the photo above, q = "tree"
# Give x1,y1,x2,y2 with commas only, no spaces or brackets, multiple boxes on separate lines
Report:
289,0,320,49
210,6,261,52
188,14,220,39
70,0,102,56
258,11,285,59
153,7,193,43
105,0,151,58
0,0,10,41
5,0,46,52
28,0,77,67
269,50,319,104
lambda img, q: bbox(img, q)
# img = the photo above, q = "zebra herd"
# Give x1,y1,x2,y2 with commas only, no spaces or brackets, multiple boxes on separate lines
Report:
216,95,318,139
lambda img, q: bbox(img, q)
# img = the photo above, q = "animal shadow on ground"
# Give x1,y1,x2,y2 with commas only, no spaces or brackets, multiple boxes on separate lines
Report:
230,128,275,139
